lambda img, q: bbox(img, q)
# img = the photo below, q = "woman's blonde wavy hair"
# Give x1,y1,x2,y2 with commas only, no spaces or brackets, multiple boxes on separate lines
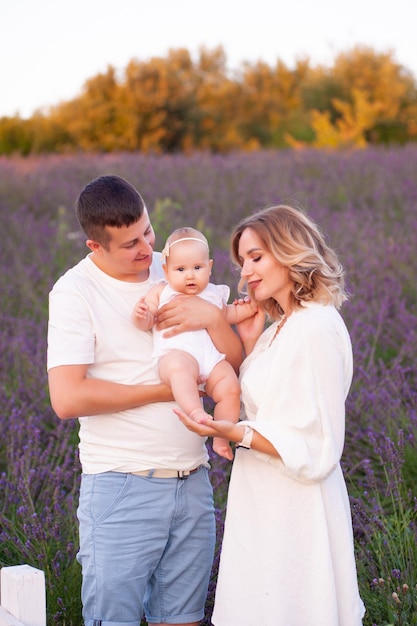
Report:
230,204,348,320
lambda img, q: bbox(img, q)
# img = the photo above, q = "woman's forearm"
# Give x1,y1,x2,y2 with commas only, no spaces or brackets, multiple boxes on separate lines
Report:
207,307,243,372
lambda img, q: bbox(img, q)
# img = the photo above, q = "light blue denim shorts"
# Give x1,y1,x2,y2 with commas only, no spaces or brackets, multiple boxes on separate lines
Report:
77,468,215,626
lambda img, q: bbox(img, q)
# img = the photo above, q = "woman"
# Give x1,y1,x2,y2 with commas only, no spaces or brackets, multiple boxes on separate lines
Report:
175,204,365,625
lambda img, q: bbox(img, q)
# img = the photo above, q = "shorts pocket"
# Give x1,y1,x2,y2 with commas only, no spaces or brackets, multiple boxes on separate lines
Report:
80,472,132,525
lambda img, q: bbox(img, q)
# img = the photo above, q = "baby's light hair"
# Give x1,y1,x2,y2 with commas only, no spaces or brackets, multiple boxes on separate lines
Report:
162,227,209,261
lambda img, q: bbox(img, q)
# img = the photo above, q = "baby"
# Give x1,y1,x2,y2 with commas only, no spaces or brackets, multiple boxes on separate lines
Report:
133,227,256,460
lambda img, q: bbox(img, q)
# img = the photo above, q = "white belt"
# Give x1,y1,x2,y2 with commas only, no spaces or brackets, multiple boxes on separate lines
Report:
130,465,203,479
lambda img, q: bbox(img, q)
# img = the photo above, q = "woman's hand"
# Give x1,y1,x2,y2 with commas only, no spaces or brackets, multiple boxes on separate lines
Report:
235,307,266,355
174,408,244,442
227,296,259,325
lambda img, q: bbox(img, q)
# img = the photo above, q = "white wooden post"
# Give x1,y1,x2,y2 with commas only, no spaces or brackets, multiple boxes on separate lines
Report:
0,607,25,626
0,565,46,626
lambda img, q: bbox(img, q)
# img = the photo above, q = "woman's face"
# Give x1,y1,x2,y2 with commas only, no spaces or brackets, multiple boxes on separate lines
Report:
238,227,292,307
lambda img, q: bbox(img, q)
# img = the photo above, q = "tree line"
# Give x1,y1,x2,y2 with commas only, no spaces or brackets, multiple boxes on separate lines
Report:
1,45,417,155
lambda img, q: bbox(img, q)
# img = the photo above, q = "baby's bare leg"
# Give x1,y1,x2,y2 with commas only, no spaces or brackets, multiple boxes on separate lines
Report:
158,350,209,419
206,360,241,460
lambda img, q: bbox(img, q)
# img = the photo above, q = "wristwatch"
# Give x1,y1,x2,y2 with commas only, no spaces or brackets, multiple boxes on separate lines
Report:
236,425,254,449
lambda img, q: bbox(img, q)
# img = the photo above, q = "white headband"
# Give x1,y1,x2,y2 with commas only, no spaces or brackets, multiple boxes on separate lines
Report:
161,237,209,259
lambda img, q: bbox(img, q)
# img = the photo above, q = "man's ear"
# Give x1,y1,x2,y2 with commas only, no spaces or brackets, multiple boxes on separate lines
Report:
86,239,102,253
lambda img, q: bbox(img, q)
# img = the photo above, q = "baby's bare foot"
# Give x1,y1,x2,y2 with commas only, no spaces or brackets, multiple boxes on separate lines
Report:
190,408,213,423
213,437,234,461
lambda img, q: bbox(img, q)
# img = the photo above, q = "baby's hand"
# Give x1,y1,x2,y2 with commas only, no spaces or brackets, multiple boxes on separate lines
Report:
134,297,149,319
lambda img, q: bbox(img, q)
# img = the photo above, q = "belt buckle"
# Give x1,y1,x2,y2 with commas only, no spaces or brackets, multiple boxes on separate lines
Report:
177,469,190,479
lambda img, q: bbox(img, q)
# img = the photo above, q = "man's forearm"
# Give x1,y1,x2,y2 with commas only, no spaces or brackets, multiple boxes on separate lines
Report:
48,368,173,420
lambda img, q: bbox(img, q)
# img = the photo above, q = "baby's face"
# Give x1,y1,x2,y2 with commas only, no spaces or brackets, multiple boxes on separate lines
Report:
163,240,212,295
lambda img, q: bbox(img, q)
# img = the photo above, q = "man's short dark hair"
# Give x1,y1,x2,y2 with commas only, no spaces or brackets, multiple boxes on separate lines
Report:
75,175,146,245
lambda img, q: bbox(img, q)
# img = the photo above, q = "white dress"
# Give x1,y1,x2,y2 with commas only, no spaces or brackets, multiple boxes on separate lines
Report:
212,303,365,626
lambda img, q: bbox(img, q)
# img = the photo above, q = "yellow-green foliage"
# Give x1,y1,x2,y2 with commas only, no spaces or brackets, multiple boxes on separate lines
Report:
1,45,416,155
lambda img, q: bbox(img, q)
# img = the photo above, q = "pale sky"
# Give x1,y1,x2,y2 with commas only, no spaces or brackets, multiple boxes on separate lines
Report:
2,0,416,118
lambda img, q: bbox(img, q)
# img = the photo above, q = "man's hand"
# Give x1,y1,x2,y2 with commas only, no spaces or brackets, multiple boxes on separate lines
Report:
156,293,244,372
156,294,220,337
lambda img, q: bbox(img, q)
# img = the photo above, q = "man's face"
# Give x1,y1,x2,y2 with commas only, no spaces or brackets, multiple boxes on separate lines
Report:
87,208,156,282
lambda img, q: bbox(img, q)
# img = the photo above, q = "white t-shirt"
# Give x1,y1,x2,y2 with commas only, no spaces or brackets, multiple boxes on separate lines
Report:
47,252,209,474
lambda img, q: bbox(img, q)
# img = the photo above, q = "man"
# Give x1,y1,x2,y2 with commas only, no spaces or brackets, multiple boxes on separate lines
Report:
47,175,242,626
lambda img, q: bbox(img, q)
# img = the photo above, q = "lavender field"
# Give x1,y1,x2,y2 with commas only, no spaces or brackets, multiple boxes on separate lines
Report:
1,147,417,625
